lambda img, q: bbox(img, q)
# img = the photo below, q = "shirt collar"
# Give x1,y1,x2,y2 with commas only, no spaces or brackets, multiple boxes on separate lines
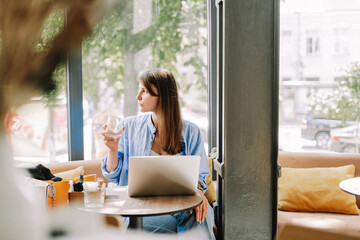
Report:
146,113,157,134
146,113,186,143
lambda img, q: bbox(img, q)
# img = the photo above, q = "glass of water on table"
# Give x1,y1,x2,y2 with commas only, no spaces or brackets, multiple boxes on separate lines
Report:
84,179,106,208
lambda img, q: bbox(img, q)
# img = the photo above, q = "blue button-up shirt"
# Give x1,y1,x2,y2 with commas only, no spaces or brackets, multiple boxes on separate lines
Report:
101,113,209,191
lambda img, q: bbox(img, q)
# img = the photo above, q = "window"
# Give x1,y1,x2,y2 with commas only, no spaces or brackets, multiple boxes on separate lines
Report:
306,31,320,55
279,1,360,154
82,0,208,160
8,9,68,163
334,28,349,55
8,1,208,163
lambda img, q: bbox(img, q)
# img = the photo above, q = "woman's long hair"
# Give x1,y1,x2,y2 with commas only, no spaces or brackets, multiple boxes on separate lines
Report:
139,68,182,154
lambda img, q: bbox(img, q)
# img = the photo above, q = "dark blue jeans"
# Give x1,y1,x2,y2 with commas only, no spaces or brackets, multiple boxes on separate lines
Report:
142,203,215,240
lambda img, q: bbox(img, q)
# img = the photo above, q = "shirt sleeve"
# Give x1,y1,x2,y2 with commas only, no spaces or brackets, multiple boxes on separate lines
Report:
100,119,126,185
187,123,209,193
101,152,124,185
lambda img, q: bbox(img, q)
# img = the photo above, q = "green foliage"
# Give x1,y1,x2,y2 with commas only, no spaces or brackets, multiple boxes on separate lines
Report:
37,8,64,52
37,8,66,108
36,0,207,112
181,0,207,94
311,62,360,123
40,63,66,108
81,0,207,114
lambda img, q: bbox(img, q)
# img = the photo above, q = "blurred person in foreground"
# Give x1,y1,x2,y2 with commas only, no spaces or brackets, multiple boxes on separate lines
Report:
101,68,215,239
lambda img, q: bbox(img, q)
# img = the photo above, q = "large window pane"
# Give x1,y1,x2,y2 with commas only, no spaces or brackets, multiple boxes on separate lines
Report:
82,0,208,160
279,0,360,154
8,8,68,164
8,97,68,164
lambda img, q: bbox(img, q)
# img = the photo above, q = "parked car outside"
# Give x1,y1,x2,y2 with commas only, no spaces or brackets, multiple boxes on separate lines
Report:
330,125,360,153
301,118,347,149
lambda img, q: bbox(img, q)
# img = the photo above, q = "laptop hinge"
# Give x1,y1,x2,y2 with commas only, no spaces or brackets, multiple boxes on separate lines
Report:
214,158,224,179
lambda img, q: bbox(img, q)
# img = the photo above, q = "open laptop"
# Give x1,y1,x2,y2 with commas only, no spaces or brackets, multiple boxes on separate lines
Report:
128,155,200,197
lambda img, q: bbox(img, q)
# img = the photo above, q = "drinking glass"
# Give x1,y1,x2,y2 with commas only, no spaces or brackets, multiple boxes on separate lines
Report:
105,116,122,138
83,181,105,208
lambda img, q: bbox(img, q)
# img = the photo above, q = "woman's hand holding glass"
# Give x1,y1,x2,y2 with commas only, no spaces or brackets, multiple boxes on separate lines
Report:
101,116,124,151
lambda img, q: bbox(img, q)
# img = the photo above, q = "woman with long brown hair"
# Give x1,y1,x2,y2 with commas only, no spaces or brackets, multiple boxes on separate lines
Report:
101,68,215,239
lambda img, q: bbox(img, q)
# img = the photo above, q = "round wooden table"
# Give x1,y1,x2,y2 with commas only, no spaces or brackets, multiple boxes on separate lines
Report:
339,177,360,197
75,186,203,229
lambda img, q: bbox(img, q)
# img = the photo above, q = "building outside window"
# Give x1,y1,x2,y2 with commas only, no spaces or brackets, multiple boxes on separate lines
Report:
280,30,292,58
279,0,360,154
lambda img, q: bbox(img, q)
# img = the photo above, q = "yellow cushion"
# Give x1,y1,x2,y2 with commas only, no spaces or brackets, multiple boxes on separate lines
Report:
278,164,359,215
205,157,217,204
54,166,84,180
